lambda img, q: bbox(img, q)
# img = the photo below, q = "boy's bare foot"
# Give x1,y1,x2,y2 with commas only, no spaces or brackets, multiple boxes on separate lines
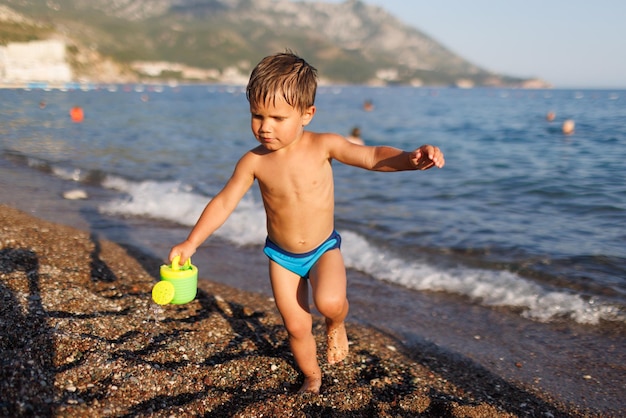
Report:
298,375,322,394
327,322,349,364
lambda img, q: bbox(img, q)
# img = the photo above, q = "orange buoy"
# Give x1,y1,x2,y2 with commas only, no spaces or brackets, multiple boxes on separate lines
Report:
70,106,84,123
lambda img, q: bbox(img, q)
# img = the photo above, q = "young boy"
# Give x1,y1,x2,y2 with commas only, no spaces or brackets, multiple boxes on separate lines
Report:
168,52,445,394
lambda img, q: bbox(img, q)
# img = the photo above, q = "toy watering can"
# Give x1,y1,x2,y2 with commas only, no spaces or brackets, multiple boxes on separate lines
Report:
152,255,198,305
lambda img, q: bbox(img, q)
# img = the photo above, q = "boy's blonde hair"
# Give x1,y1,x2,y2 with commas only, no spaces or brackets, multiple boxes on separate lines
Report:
246,51,318,114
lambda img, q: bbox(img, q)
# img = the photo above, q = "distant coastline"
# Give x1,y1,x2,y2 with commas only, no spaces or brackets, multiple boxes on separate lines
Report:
1,1,553,88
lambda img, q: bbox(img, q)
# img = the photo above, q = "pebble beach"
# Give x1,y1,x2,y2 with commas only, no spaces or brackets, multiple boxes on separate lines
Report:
0,204,608,418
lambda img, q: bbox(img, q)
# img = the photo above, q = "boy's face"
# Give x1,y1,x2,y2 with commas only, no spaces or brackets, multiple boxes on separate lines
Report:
250,94,315,151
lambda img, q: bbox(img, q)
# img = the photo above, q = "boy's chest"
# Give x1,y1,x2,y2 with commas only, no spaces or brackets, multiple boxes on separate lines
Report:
256,154,333,197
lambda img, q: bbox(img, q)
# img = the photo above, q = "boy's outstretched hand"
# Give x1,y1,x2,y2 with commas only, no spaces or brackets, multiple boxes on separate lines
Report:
410,145,445,170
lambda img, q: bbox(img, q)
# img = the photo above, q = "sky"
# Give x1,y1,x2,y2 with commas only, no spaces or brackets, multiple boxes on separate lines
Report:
325,0,626,89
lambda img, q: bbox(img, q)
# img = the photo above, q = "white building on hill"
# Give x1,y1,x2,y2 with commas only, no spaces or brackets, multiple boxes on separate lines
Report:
0,39,72,83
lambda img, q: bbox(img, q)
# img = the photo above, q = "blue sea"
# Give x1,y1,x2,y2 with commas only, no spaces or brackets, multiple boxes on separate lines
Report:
1,85,625,409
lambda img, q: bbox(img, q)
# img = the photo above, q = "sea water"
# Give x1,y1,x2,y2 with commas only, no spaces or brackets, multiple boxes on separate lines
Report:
2,85,624,325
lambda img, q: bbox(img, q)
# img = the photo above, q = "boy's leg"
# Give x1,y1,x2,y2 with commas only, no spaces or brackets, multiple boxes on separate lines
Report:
309,248,350,364
268,260,322,393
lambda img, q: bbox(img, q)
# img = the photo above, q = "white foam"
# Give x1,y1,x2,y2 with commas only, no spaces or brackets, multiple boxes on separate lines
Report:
340,230,623,325
99,176,266,245
52,166,83,182
101,177,203,223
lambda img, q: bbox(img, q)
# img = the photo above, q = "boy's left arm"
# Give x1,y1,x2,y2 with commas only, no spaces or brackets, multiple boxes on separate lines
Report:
327,134,444,171
369,144,445,171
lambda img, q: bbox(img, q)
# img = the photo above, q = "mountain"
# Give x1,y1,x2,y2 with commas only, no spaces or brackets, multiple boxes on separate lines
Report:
0,0,547,87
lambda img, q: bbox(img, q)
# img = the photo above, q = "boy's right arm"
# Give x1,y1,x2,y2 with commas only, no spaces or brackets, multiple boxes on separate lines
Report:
169,154,256,264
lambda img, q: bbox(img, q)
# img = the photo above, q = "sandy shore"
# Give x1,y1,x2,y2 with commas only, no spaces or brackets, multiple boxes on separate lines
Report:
0,204,607,417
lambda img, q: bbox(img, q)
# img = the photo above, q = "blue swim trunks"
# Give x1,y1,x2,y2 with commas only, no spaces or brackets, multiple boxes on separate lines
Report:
263,230,342,278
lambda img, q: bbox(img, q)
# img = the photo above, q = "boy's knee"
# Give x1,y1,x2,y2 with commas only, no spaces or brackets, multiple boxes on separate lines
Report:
316,297,347,319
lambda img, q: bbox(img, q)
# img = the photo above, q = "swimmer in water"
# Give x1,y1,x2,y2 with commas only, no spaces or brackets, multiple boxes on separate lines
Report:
346,127,364,145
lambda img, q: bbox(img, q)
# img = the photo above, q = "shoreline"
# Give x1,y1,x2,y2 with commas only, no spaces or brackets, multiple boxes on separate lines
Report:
0,203,597,417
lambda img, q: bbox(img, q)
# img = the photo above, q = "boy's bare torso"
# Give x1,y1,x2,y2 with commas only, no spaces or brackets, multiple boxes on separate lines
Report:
247,131,336,253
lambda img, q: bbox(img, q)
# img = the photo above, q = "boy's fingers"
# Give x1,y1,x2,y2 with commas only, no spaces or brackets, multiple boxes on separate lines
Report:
427,146,445,168
168,250,181,264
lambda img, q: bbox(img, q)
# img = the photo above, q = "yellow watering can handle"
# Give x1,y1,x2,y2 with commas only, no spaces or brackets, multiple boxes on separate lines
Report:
171,255,192,271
